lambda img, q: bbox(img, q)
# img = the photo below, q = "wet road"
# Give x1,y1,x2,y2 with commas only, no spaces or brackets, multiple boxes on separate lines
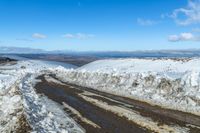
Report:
35,75,200,133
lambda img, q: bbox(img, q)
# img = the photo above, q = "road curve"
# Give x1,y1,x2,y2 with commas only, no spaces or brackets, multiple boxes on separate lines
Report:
34,75,200,133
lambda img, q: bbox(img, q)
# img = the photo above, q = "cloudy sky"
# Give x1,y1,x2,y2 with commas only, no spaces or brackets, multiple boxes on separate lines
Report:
0,0,200,51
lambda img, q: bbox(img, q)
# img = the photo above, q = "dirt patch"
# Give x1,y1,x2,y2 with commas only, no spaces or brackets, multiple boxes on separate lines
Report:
15,114,32,133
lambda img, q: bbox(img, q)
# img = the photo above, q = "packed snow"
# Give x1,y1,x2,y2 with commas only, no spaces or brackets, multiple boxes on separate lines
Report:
51,58,200,116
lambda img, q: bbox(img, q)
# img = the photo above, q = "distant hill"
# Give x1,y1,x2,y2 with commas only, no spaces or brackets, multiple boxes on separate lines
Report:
1,46,200,58
0,47,46,54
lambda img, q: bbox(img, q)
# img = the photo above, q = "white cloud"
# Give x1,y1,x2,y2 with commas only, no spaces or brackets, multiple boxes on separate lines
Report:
192,27,200,32
76,33,95,39
168,35,180,42
137,18,159,26
62,33,95,39
62,34,75,39
171,0,200,25
168,32,200,42
180,32,194,40
32,33,47,39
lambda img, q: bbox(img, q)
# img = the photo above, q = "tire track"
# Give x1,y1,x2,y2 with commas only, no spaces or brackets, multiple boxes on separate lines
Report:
35,75,200,133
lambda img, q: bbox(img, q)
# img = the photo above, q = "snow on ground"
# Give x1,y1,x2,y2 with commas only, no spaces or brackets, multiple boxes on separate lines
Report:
20,73,84,133
1,57,200,132
0,59,83,133
51,58,200,116
0,63,25,132
0,84,22,133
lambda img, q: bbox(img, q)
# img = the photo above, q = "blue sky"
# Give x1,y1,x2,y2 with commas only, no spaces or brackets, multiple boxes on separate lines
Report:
0,0,200,51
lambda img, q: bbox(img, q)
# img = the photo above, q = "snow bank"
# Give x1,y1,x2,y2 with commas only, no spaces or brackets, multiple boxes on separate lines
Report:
0,59,83,132
19,73,84,133
0,85,23,133
0,63,25,132
51,58,200,116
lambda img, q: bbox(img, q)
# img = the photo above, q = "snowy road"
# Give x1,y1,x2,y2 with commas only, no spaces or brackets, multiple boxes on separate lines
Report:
1,57,200,132
35,75,200,133
0,59,83,132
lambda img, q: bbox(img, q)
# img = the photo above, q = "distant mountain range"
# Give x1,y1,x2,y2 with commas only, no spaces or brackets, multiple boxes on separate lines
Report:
0,47,46,54
1,46,200,58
